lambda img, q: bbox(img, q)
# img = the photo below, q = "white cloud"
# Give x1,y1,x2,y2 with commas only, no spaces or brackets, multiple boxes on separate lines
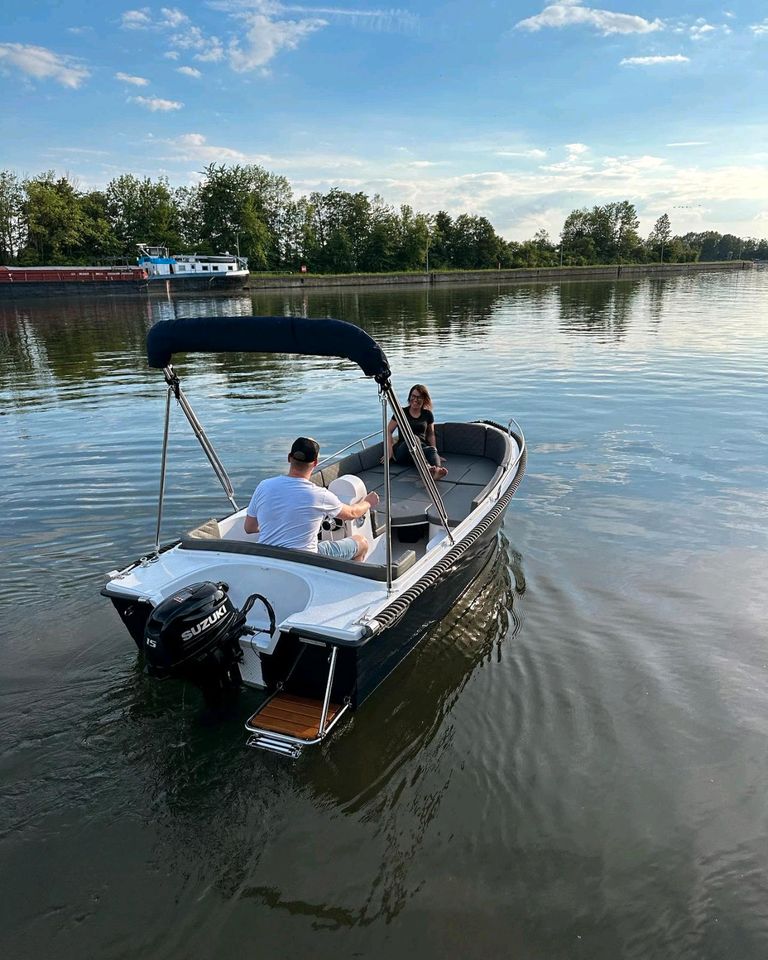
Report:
47,146,109,156
538,143,591,174
119,3,339,71
0,43,90,88
228,13,327,71
115,71,149,86
164,50,180,59
121,9,153,29
252,4,419,33
171,25,225,62
341,155,768,240
161,6,190,28
621,54,689,65
516,1,663,36
667,141,708,147
751,19,768,36
177,65,202,77
690,21,715,40
131,95,183,111
496,148,548,159
161,132,252,162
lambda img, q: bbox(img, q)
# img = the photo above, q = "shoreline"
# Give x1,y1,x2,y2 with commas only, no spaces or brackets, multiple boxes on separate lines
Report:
245,259,753,291
0,259,753,301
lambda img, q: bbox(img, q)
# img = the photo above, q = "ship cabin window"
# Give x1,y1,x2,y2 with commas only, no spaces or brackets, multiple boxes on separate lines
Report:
228,265,233,271
178,265,185,272
202,265,208,271
213,265,219,271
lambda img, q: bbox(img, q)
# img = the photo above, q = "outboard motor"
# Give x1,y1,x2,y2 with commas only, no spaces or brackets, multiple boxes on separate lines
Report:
143,581,274,717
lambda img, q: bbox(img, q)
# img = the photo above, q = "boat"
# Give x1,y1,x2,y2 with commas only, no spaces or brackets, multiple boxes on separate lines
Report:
102,315,526,756
137,244,249,292
0,264,148,298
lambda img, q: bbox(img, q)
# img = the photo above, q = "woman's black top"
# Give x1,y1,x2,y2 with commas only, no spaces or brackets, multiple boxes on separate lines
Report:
395,406,434,443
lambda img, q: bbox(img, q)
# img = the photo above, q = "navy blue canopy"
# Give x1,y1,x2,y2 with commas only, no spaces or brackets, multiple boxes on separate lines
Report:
146,315,391,382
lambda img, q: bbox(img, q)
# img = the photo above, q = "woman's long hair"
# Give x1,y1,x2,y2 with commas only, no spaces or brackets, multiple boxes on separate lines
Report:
408,383,433,411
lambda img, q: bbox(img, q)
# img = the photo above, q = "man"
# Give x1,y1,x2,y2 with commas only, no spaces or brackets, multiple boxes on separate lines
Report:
244,437,379,561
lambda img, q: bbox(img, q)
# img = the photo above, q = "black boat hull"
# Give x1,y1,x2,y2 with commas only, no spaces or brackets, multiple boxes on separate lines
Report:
351,514,504,707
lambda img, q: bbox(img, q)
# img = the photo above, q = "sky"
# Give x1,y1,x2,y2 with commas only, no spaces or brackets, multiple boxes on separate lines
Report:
1,0,767,241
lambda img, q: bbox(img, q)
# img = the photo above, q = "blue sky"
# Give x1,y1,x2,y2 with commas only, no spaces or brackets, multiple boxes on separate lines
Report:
1,1,767,240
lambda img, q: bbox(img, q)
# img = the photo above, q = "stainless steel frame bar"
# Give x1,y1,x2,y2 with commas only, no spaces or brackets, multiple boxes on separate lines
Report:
154,385,173,554
318,645,338,735
384,384,454,542
162,365,238,512
381,391,393,591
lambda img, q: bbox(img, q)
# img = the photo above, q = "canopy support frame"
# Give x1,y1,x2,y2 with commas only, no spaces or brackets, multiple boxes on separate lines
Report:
382,383,454,546
153,365,239,553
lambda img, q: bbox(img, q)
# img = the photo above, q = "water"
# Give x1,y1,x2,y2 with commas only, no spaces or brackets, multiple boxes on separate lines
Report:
1,269,767,959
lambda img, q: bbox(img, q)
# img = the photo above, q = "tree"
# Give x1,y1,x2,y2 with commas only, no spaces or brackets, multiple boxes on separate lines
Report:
21,172,87,264
193,164,274,268
559,201,641,264
449,214,505,269
648,213,672,262
106,174,183,254
0,171,24,264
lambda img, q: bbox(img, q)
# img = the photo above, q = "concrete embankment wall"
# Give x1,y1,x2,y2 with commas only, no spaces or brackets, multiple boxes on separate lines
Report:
245,260,752,292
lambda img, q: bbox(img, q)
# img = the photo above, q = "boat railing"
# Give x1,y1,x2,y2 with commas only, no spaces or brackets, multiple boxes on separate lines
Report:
316,431,381,468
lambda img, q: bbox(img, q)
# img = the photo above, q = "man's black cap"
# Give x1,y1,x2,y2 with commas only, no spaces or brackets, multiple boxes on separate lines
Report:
290,436,320,462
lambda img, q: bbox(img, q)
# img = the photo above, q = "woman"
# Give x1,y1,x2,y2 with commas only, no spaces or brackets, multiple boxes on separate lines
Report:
385,383,448,479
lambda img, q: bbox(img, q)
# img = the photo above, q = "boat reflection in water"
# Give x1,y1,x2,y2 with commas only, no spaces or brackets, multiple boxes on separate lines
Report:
118,538,523,920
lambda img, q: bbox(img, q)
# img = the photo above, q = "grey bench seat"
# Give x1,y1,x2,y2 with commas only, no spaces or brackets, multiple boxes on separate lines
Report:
181,532,417,581
311,422,515,529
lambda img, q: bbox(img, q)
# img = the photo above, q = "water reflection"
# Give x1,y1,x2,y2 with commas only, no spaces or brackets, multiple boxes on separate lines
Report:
109,540,522,926
0,284,512,406
0,278,685,409
557,279,643,339
2,268,768,959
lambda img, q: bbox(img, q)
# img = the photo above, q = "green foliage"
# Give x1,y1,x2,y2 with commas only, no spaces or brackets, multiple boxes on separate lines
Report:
559,201,642,265
106,174,183,255
20,173,91,264
0,171,24,264
1,164,763,271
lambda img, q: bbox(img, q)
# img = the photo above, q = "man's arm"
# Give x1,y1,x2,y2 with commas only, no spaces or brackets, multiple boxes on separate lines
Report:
244,514,260,534
335,491,379,521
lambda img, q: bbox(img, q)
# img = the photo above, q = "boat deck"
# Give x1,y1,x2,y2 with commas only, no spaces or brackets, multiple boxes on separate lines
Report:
312,422,514,541
158,422,517,594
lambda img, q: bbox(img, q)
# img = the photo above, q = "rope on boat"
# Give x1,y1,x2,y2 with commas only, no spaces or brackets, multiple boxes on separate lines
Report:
367,422,526,635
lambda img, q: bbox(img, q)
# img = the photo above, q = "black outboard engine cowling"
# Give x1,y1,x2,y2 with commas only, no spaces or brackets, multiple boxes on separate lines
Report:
143,581,245,714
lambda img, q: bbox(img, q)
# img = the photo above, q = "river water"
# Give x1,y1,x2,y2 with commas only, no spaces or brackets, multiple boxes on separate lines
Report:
1,268,767,959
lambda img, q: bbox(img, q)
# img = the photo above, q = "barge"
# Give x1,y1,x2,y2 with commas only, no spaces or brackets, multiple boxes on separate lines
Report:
0,265,148,298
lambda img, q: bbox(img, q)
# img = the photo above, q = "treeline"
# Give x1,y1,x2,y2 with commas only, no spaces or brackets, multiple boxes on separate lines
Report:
1,165,765,271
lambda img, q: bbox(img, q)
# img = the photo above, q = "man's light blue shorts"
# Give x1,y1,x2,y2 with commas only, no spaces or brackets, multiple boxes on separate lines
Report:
318,537,359,561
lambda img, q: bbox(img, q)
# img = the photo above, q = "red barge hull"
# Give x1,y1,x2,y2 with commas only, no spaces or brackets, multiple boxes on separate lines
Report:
0,266,149,298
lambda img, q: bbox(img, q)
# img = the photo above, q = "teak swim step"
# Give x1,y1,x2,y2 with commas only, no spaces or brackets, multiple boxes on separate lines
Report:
247,693,342,739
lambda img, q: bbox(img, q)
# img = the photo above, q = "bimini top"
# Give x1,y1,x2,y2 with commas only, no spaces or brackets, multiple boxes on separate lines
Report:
146,315,391,382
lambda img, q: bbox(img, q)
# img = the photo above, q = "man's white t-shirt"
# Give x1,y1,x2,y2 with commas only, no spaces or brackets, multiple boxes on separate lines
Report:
246,475,344,552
